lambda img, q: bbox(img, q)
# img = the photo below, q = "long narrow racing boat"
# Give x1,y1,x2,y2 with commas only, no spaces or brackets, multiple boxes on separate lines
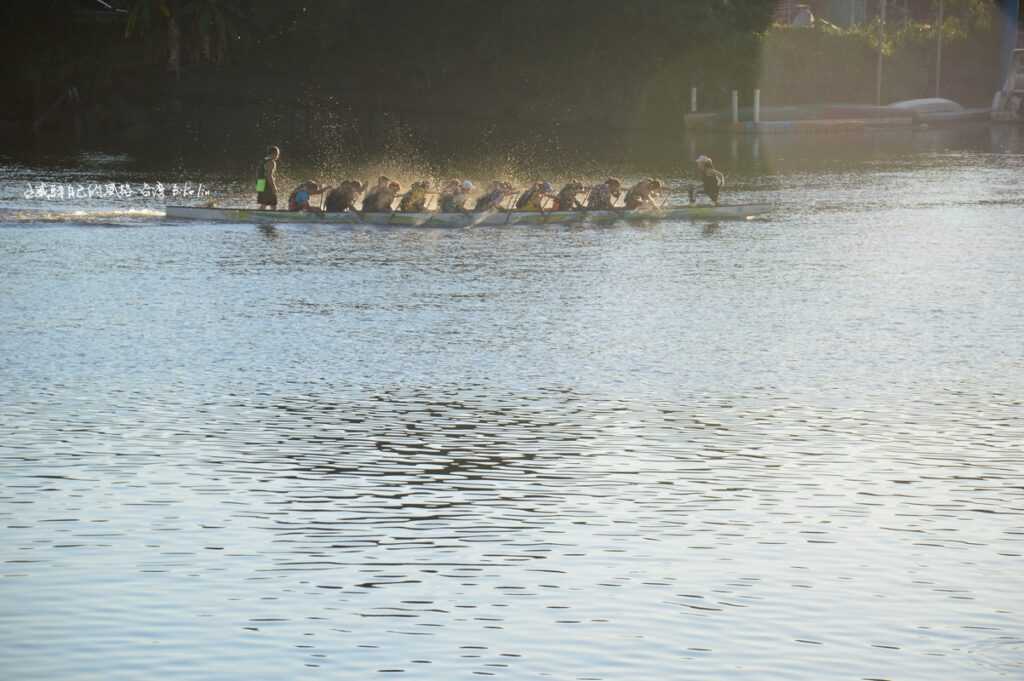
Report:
165,203,771,227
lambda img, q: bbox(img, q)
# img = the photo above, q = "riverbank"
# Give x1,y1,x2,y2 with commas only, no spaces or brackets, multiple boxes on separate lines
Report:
686,99,993,135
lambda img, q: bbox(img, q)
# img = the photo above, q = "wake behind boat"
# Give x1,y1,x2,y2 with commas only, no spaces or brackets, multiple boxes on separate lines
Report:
165,203,771,227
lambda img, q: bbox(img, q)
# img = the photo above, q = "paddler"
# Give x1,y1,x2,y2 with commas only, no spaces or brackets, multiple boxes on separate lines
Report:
439,180,473,213
256,145,280,210
690,155,725,206
382,180,402,212
515,181,554,211
324,180,364,212
398,180,431,212
554,180,585,211
361,176,390,212
437,179,460,212
287,180,324,212
624,177,664,210
473,181,514,212
586,177,622,210
363,179,401,212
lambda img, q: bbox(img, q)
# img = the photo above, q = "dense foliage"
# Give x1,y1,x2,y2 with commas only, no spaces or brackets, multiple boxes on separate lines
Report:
2,1,774,155
1,1,1005,160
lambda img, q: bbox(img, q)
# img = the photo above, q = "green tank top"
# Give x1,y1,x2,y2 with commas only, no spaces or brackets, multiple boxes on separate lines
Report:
256,159,267,192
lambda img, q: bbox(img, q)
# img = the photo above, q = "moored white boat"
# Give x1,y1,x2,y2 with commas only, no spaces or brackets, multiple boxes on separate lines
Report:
165,203,771,226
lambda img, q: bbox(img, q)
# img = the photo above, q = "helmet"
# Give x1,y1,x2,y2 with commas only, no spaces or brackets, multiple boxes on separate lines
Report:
462,180,474,191
540,181,553,193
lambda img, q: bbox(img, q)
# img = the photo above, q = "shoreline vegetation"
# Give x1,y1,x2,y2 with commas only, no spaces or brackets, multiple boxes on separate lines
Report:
0,1,1003,164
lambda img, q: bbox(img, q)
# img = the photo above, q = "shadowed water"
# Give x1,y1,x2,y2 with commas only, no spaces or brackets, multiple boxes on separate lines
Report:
1,127,1023,680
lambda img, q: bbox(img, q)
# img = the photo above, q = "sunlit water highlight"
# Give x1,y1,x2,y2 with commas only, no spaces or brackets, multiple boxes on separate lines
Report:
1,128,1023,680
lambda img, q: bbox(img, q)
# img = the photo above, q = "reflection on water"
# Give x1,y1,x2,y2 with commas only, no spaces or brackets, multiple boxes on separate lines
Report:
0,123,1017,217
1,129,1023,679
989,123,1024,154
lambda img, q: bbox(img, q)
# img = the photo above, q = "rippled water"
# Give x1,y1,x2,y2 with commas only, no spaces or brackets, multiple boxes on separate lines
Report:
2,128,1023,680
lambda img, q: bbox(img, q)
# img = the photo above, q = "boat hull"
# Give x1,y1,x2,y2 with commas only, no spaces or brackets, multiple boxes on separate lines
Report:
165,204,770,226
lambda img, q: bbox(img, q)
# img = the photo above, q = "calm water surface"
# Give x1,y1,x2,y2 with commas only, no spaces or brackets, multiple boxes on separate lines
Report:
1,128,1023,680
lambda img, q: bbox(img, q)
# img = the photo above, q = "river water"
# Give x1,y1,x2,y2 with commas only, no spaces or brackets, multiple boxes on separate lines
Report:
1,127,1023,680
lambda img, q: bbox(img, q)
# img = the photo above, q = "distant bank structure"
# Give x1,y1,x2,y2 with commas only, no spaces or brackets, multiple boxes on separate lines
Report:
774,0,931,27
789,0,1022,100
774,0,1021,77
684,0,1023,134
775,0,1018,31
993,48,1024,121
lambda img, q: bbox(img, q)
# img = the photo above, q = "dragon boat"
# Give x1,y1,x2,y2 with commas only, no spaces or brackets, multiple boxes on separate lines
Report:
165,203,771,226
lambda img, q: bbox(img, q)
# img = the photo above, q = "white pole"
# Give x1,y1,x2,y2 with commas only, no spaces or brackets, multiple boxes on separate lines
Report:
754,89,761,123
935,0,943,98
731,89,739,124
691,86,698,113
876,0,887,106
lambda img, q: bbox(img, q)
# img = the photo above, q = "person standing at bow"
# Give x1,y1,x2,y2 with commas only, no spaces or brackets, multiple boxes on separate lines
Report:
256,145,280,210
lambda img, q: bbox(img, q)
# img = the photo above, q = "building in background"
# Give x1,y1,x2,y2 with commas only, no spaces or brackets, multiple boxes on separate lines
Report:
775,0,934,28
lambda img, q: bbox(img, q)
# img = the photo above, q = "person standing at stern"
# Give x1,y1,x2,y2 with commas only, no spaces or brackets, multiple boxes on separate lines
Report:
690,156,724,206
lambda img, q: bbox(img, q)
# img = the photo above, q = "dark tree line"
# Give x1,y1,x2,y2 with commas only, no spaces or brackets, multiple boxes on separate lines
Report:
1,1,777,158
